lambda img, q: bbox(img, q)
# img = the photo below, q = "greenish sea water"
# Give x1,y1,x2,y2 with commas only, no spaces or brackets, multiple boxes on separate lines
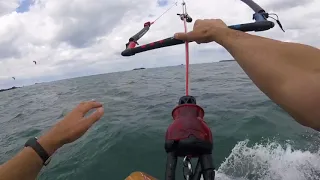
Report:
0,62,319,180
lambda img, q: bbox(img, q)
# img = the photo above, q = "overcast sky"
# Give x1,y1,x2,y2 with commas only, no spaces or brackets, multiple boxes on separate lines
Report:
0,0,319,88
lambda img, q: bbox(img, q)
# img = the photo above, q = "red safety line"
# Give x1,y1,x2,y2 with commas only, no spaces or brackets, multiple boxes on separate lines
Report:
182,3,189,96
184,20,189,96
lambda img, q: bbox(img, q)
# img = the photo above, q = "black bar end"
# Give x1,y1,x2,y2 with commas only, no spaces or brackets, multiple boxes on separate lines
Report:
121,49,135,57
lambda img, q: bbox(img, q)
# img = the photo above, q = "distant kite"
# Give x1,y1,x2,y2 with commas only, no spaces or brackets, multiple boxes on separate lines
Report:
12,77,15,80
33,61,37,65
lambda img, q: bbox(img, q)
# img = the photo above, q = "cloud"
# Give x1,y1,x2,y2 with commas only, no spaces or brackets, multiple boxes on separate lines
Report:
53,0,132,48
0,0,319,89
0,41,21,59
264,0,313,11
0,1,19,16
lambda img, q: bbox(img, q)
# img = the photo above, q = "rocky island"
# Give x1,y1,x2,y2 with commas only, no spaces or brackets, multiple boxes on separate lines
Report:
219,60,236,63
0,86,20,92
133,68,146,70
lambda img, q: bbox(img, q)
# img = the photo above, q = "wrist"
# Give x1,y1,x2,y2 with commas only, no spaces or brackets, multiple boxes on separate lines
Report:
210,27,228,44
211,27,244,48
38,132,63,156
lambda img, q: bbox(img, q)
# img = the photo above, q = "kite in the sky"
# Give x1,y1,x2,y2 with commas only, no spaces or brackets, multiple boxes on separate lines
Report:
33,61,37,65
12,77,15,80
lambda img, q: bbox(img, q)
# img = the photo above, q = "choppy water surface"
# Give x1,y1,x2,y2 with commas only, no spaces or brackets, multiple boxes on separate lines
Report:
0,62,319,180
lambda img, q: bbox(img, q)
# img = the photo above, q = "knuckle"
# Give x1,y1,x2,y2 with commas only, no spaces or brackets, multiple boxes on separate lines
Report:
201,29,208,34
90,112,98,118
92,114,100,120
78,102,87,107
87,102,97,109
76,102,90,112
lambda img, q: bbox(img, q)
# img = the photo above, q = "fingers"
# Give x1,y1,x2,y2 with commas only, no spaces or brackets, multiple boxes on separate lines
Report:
174,19,228,44
174,32,188,41
84,107,104,125
174,19,205,43
76,107,105,133
77,101,103,115
174,31,202,42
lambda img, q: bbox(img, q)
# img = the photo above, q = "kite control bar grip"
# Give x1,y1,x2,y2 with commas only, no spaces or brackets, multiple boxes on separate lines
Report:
121,20,274,57
229,20,274,32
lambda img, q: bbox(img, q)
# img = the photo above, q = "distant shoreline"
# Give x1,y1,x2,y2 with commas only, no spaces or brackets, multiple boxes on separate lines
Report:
133,68,146,70
0,86,20,92
2,62,236,89
219,60,235,63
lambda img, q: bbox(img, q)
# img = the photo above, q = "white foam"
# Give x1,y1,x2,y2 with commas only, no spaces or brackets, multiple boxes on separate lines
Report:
215,140,320,180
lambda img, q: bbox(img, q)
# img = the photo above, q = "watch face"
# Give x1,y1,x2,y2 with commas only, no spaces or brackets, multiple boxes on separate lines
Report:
44,156,52,166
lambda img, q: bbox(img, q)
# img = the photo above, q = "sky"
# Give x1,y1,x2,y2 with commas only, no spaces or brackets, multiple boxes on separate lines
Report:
0,0,319,89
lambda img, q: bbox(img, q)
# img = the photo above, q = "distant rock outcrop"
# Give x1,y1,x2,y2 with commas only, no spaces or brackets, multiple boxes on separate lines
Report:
133,68,146,70
0,86,20,92
219,60,236,63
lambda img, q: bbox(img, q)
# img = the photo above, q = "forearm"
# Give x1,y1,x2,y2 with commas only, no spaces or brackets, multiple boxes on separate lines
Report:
0,148,43,180
0,135,60,180
0,101,103,180
216,29,320,130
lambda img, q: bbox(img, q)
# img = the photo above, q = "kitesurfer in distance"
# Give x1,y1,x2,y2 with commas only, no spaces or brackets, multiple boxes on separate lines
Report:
1,19,320,180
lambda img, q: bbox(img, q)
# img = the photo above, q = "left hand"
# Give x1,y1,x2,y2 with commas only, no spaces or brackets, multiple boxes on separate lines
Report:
38,101,104,155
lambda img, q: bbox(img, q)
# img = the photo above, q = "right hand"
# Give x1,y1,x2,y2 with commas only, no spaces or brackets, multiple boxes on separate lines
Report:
174,19,228,44
38,101,104,155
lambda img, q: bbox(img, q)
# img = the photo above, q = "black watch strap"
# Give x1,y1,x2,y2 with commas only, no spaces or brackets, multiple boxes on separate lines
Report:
24,137,50,165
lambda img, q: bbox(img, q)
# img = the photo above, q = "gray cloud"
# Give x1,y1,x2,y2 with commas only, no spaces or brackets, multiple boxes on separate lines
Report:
53,2,130,48
265,0,313,11
0,22,21,59
0,41,21,59
0,1,18,16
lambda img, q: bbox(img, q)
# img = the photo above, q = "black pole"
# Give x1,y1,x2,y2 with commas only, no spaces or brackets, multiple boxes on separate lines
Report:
125,22,152,49
121,21,274,56
192,159,202,180
128,26,150,43
200,154,215,180
121,0,277,57
165,152,177,180
229,21,274,32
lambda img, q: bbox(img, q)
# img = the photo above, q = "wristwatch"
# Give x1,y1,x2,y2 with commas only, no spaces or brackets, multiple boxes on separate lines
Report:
24,137,52,166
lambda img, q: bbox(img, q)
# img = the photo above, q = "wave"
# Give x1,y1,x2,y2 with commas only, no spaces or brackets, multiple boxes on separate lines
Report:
215,140,320,180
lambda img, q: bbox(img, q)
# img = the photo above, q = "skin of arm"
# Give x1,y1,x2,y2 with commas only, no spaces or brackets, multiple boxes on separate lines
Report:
0,101,104,180
0,148,43,180
217,29,320,131
175,19,320,131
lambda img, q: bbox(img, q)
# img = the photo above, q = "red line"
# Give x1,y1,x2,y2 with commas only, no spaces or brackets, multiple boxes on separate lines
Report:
183,16,189,96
